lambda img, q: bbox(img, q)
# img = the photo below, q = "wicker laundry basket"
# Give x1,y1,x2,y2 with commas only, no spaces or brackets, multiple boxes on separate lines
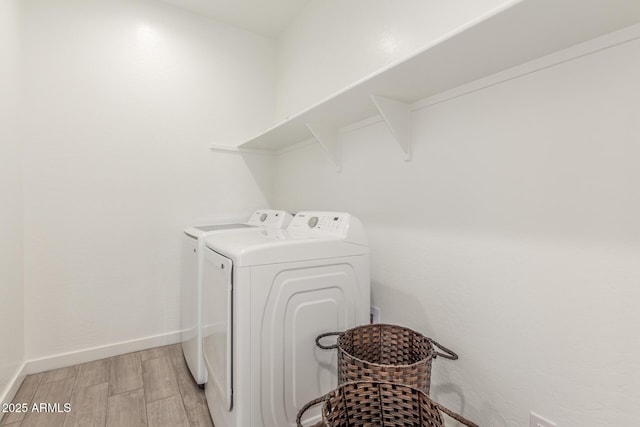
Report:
297,381,478,427
316,324,458,394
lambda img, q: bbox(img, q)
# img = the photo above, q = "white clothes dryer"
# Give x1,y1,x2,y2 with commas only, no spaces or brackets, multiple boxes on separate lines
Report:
181,209,292,385
201,211,370,427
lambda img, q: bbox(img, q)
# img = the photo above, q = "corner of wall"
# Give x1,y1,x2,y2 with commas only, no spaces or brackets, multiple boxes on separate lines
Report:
0,0,26,411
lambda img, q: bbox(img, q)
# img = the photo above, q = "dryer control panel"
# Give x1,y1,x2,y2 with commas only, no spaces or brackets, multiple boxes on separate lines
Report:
288,211,367,245
246,210,293,228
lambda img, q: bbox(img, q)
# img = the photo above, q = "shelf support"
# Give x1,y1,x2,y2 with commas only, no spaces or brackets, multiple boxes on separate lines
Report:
305,123,341,172
210,144,274,155
371,95,411,161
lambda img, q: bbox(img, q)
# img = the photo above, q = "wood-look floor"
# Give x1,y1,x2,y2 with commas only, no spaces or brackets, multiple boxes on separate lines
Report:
1,344,214,427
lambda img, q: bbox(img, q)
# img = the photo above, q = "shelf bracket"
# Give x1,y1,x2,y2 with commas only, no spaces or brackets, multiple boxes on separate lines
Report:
371,95,411,161
210,144,274,155
305,123,341,172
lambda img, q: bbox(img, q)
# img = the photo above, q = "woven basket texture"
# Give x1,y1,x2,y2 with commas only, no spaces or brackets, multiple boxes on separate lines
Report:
336,324,435,393
309,381,478,427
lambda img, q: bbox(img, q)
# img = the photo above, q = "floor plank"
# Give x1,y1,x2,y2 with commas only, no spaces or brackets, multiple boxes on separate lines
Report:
74,359,111,390
167,345,213,427
166,344,183,363
185,401,214,427
41,367,77,385
4,345,214,427
146,395,189,427
63,382,108,427
169,348,206,410
109,353,143,396
105,389,146,427
21,377,75,427
139,346,169,362
142,357,179,403
1,373,44,425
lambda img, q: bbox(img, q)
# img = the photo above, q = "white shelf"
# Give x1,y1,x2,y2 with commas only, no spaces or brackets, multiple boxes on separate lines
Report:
237,0,640,165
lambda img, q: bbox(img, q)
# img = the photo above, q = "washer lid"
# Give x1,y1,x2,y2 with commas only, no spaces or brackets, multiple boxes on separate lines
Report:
203,212,368,266
184,223,251,239
184,209,293,238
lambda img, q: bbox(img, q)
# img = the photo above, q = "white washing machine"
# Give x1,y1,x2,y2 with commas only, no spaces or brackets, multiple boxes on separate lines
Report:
181,209,293,385
202,211,370,427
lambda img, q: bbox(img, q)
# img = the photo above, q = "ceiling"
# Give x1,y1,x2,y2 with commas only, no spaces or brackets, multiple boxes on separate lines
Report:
159,0,311,38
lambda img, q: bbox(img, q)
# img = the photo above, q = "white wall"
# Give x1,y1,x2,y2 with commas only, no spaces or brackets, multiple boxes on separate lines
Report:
273,32,640,427
275,0,509,120
22,0,276,361
0,0,25,406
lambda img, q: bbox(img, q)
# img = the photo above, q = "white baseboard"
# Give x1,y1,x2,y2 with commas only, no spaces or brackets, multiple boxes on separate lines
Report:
24,330,182,375
0,362,27,422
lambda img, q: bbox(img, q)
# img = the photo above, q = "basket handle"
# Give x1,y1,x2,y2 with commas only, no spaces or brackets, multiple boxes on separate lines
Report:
315,332,342,350
429,339,458,360
296,394,328,427
434,402,478,427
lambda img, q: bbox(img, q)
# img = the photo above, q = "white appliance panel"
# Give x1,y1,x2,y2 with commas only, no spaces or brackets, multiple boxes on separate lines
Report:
182,209,292,385
202,248,233,410
287,296,339,413
262,267,356,426
247,257,369,427
181,234,200,380
202,212,370,427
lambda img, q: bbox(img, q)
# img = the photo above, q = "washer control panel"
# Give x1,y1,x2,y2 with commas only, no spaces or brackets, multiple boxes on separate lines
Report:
247,210,293,228
288,211,350,236
307,216,319,228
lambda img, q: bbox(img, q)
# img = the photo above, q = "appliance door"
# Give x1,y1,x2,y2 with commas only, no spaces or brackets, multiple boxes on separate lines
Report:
202,248,234,411
256,259,366,427
181,234,200,380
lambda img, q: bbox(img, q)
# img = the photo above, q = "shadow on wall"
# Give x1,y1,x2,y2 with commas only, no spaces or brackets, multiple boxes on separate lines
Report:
371,280,508,427
239,151,276,206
